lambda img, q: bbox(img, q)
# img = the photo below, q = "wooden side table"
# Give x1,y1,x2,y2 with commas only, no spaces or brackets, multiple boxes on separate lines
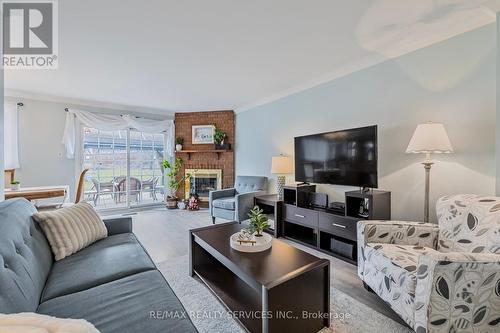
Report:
5,186,68,201
254,194,283,238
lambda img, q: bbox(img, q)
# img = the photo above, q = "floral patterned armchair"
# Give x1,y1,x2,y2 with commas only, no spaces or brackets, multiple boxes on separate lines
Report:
357,194,500,333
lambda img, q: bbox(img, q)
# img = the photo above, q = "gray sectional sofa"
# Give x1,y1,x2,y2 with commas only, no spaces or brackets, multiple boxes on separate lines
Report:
0,198,197,333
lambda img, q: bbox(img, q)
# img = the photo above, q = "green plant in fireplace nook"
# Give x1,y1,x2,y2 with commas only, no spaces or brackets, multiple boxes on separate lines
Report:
162,157,191,209
246,206,270,237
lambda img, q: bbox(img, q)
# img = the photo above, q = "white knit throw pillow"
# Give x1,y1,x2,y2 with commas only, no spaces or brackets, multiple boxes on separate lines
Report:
0,312,100,333
33,202,108,261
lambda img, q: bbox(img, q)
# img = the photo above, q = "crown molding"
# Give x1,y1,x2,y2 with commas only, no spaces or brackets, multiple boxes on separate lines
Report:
4,89,175,117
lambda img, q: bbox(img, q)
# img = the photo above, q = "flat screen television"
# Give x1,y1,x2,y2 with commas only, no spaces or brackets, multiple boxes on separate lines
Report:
294,125,378,188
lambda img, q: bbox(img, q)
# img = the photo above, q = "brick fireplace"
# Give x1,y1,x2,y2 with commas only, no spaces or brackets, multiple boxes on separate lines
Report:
175,110,234,202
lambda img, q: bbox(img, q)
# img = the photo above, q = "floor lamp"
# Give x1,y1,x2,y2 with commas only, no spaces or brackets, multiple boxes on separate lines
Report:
406,122,453,222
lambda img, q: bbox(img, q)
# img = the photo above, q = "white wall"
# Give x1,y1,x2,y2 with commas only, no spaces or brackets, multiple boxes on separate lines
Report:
5,97,172,200
496,14,500,195
236,24,496,223
0,68,3,200
13,99,75,198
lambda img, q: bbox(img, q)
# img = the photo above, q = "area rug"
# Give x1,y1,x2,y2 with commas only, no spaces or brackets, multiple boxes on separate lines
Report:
157,255,412,333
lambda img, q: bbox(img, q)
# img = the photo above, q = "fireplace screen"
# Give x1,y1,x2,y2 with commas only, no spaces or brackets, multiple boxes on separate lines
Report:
184,169,222,201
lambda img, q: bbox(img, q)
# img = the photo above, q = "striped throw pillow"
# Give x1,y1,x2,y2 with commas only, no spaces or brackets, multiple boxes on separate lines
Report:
33,202,108,261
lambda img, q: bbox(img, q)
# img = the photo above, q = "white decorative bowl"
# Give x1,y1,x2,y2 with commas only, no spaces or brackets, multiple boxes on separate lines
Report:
230,232,272,253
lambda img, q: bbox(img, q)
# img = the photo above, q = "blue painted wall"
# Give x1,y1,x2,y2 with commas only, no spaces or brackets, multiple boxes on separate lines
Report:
236,24,496,222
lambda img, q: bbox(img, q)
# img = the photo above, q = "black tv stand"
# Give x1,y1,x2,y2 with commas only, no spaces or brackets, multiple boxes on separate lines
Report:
281,186,391,264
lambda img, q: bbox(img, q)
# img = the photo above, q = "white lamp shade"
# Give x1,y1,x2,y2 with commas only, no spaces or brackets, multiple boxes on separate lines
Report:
406,122,453,154
271,156,293,174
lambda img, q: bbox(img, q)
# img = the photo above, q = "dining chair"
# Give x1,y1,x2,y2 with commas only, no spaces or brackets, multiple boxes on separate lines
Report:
141,176,159,201
35,169,89,211
91,177,115,205
117,177,142,203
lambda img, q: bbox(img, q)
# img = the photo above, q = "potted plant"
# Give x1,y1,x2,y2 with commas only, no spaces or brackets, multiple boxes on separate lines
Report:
162,157,190,209
10,180,20,191
175,137,184,151
214,127,230,150
246,206,270,237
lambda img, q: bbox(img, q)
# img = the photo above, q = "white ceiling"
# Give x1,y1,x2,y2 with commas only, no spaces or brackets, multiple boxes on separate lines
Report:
4,0,495,114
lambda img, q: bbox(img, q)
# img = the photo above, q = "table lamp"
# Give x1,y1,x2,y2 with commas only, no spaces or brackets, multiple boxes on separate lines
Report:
406,122,453,222
271,155,293,199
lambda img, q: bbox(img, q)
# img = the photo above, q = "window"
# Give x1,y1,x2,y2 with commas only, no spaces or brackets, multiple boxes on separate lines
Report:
82,127,165,210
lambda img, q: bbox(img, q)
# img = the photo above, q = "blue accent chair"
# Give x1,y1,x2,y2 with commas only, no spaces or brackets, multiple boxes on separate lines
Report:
209,175,267,224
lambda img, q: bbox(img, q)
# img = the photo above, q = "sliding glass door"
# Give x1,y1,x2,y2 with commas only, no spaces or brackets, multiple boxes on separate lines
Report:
129,130,165,208
82,127,165,210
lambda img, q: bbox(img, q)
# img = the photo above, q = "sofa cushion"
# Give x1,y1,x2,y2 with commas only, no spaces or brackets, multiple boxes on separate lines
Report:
0,199,53,313
364,243,437,294
37,270,198,333
212,207,235,220
41,233,156,302
212,197,235,210
33,203,108,261
235,175,267,194
436,195,500,253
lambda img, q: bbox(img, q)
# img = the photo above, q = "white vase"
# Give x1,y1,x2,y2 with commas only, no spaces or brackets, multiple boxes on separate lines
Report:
177,200,186,210
175,144,182,151
11,183,20,190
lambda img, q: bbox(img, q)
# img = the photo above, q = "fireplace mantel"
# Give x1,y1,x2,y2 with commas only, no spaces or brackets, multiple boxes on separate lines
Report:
176,149,232,160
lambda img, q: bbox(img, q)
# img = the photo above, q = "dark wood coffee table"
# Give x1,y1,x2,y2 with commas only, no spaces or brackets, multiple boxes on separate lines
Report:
189,222,330,333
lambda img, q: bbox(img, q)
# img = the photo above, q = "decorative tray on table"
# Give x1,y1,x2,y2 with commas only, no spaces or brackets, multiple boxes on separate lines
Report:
230,231,272,253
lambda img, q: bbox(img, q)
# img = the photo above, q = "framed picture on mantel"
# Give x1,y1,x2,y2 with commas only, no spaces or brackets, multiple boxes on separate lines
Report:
192,125,214,144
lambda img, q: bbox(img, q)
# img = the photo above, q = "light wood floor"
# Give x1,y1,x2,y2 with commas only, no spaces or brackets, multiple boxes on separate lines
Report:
124,207,406,326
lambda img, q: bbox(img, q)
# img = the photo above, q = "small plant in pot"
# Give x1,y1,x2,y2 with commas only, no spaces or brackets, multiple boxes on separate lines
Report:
10,180,20,191
175,137,184,151
246,206,270,237
162,157,190,209
214,127,230,150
